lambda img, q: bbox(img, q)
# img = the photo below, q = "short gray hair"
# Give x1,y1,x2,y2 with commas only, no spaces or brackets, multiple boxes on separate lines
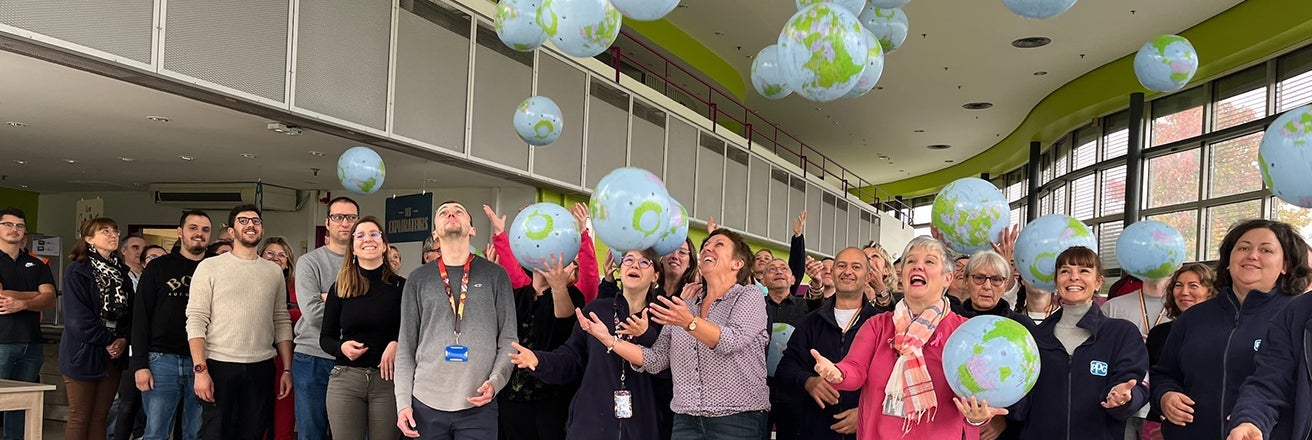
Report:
966,250,1011,279
902,236,955,275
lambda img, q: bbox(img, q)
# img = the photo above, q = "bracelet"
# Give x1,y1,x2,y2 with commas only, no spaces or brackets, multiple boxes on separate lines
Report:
281,370,292,374
606,335,619,353
966,416,989,427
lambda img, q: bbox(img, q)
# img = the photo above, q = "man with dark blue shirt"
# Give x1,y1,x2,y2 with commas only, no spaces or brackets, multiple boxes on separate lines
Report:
0,207,55,440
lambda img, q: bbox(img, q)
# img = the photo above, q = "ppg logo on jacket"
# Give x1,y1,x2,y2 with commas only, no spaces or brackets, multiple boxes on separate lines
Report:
1090,360,1108,376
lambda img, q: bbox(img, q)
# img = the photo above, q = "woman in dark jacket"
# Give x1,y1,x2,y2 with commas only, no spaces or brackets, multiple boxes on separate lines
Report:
1226,290,1312,440
1144,263,1217,424
1011,246,1148,440
1151,219,1311,439
509,249,669,440
60,217,134,440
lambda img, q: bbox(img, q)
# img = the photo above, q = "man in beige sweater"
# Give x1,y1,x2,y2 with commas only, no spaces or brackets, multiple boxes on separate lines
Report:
186,204,293,440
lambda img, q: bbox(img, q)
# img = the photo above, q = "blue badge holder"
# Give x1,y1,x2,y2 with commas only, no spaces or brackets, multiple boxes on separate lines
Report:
444,345,469,362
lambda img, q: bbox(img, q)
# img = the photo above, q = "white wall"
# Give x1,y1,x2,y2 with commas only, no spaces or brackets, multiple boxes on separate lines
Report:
878,211,917,259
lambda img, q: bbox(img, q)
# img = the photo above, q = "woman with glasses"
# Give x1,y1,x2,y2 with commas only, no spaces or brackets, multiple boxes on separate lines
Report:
510,249,670,440
960,251,1036,327
259,236,300,440
319,216,405,439
60,218,134,440
141,245,167,268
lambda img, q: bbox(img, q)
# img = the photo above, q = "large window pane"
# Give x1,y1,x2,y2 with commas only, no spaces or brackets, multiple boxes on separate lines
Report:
1102,112,1130,160
1054,140,1070,177
1148,210,1199,262
1214,65,1267,131
1151,86,1206,147
1206,199,1262,260
1041,151,1053,185
912,204,932,226
1098,221,1124,270
1277,45,1312,112
1010,206,1022,228
1099,165,1126,216
1040,192,1052,215
1071,174,1096,220
1073,127,1099,170
1147,149,1201,208
1052,184,1067,216
1272,197,1312,237
1208,132,1264,198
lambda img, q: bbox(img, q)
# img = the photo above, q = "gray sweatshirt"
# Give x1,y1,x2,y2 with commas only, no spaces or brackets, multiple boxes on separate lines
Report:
394,256,517,412
295,246,342,359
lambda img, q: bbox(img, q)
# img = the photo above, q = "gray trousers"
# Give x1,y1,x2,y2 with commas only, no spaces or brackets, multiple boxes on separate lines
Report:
325,366,400,440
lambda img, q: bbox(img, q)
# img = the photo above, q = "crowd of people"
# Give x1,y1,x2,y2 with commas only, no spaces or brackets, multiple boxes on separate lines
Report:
1,199,1312,440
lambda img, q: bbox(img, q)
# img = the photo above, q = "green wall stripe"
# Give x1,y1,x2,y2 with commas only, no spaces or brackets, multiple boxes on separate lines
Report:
625,18,747,101
878,0,1312,198
0,187,39,227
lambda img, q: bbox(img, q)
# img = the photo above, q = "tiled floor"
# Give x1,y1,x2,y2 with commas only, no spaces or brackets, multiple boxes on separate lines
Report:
40,419,65,440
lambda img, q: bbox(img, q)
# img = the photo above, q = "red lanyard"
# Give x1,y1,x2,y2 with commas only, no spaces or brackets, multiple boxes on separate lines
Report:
436,256,472,336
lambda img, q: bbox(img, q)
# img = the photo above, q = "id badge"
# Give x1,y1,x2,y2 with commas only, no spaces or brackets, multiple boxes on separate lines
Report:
444,345,469,362
613,390,632,419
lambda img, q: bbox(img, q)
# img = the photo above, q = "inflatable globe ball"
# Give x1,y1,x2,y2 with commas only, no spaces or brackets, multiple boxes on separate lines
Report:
513,96,564,146
842,29,885,99
751,45,793,100
1001,0,1078,19
509,202,582,273
795,0,864,16
777,3,868,102
652,197,689,257
495,0,548,51
1133,34,1198,93
539,0,621,58
869,0,910,8
1259,105,1312,208
942,315,1041,407
590,167,672,252
337,146,386,195
858,6,908,54
1116,220,1186,280
609,0,679,21
931,178,1009,255
1013,214,1098,292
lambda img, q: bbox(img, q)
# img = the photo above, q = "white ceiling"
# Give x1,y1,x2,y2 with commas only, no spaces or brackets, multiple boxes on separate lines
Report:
0,49,525,194
663,0,1244,183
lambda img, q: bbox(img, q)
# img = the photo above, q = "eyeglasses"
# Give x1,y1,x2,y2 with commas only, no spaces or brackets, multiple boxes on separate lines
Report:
764,265,790,274
0,222,26,230
146,254,164,261
263,251,289,260
328,214,360,224
969,274,1007,287
621,257,653,269
234,217,262,226
98,228,121,236
352,231,383,240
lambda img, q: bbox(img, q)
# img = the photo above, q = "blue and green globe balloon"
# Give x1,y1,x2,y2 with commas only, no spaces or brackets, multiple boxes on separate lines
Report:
932,178,1008,255
869,0,910,8
796,0,864,16
767,323,797,376
1133,35,1198,93
1001,0,1077,19
652,197,689,256
1260,105,1312,208
509,202,582,272
943,315,1040,407
609,0,678,21
777,3,868,102
590,167,672,252
1116,220,1186,280
513,96,564,146
842,29,885,98
495,0,547,51
1014,214,1097,292
751,45,793,100
337,146,386,195
539,0,621,58
858,6,908,54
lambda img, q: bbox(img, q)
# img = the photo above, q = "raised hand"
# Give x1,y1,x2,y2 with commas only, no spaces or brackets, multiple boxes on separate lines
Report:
571,202,590,231
603,251,617,283
616,308,650,337
508,341,539,370
575,308,613,343
1160,391,1196,425
706,216,718,233
678,282,704,301
793,211,807,237
536,254,573,292
650,295,694,330
485,242,499,264
811,349,843,383
990,225,1019,262
482,204,507,235
1101,379,1138,408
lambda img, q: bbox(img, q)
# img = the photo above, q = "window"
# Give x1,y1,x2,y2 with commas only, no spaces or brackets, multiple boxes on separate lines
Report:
1147,149,1201,208
1214,65,1267,130
1271,197,1312,237
1052,184,1067,216
1098,221,1124,270
1040,192,1052,215
1102,112,1130,161
1150,86,1206,147
1206,199,1262,260
1099,165,1127,216
1070,173,1096,220
1054,139,1070,176
1041,151,1054,185
1006,170,1027,203
1073,127,1099,170
1207,132,1264,198
912,204,932,227
1277,45,1312,112
1010,206,1022,228
1148,210,1199,262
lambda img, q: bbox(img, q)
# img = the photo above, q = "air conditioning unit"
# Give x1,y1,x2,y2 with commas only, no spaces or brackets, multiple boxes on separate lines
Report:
150,183,300,212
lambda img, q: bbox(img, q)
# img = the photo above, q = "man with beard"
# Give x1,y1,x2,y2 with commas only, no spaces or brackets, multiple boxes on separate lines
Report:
0,207,56,440
776,248,881,440
294,196,359,439
187,205,293,439
396,201,516,439
131,210,212,439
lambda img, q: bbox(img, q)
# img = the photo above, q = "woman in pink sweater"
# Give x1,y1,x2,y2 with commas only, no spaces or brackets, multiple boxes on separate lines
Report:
813,236,1004,439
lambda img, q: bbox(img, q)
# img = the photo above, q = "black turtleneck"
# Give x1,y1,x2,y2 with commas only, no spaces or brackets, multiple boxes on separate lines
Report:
320,266,405,367
960,298,1037,329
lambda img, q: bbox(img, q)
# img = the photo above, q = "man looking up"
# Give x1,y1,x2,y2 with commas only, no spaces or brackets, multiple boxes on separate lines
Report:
294,196,358,439
395,201,517,439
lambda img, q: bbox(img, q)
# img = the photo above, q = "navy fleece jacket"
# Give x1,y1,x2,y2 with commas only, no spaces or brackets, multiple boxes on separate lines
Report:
1227,291,1312,440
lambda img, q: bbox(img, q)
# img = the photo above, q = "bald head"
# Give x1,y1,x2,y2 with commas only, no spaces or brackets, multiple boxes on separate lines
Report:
832,247,869,296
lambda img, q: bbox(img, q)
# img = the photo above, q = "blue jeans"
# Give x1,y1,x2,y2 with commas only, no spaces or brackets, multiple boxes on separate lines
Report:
141,352,201,440
672,411,769,440
292,353,333,440
0,343,43,440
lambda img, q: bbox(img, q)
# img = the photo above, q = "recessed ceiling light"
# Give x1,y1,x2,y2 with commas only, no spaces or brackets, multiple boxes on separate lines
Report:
241,153,257,159
118,157,135,162
6,122,27,127
147,116,170,122
1034,71,1048,76
304,179,318,184
13,160,25,165
714,32,723,36
963,102,994,110
927,144,952,150
426,178,438,183
267,122,303,136
875,86,884,90
18,185,29,189
65,159,77,164
308,150,326,157
945,159,955,163
179,155,194,161
914,129,925,133
1012,37,1052,48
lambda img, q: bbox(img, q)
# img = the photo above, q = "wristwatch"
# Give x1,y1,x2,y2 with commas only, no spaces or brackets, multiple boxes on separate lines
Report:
193,364,207,374
686,317,698,332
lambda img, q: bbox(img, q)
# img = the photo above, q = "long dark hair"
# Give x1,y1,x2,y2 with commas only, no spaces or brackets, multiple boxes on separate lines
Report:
335,217,399,298
1163,263,1217,319
667,237,699,296
70,217,119,263
1214,219,1312,295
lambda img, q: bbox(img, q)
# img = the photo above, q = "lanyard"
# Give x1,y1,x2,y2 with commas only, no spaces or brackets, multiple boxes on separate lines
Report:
1139,292,1165,333
840,307,863,334
612,295,644,391
436,256,473,337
